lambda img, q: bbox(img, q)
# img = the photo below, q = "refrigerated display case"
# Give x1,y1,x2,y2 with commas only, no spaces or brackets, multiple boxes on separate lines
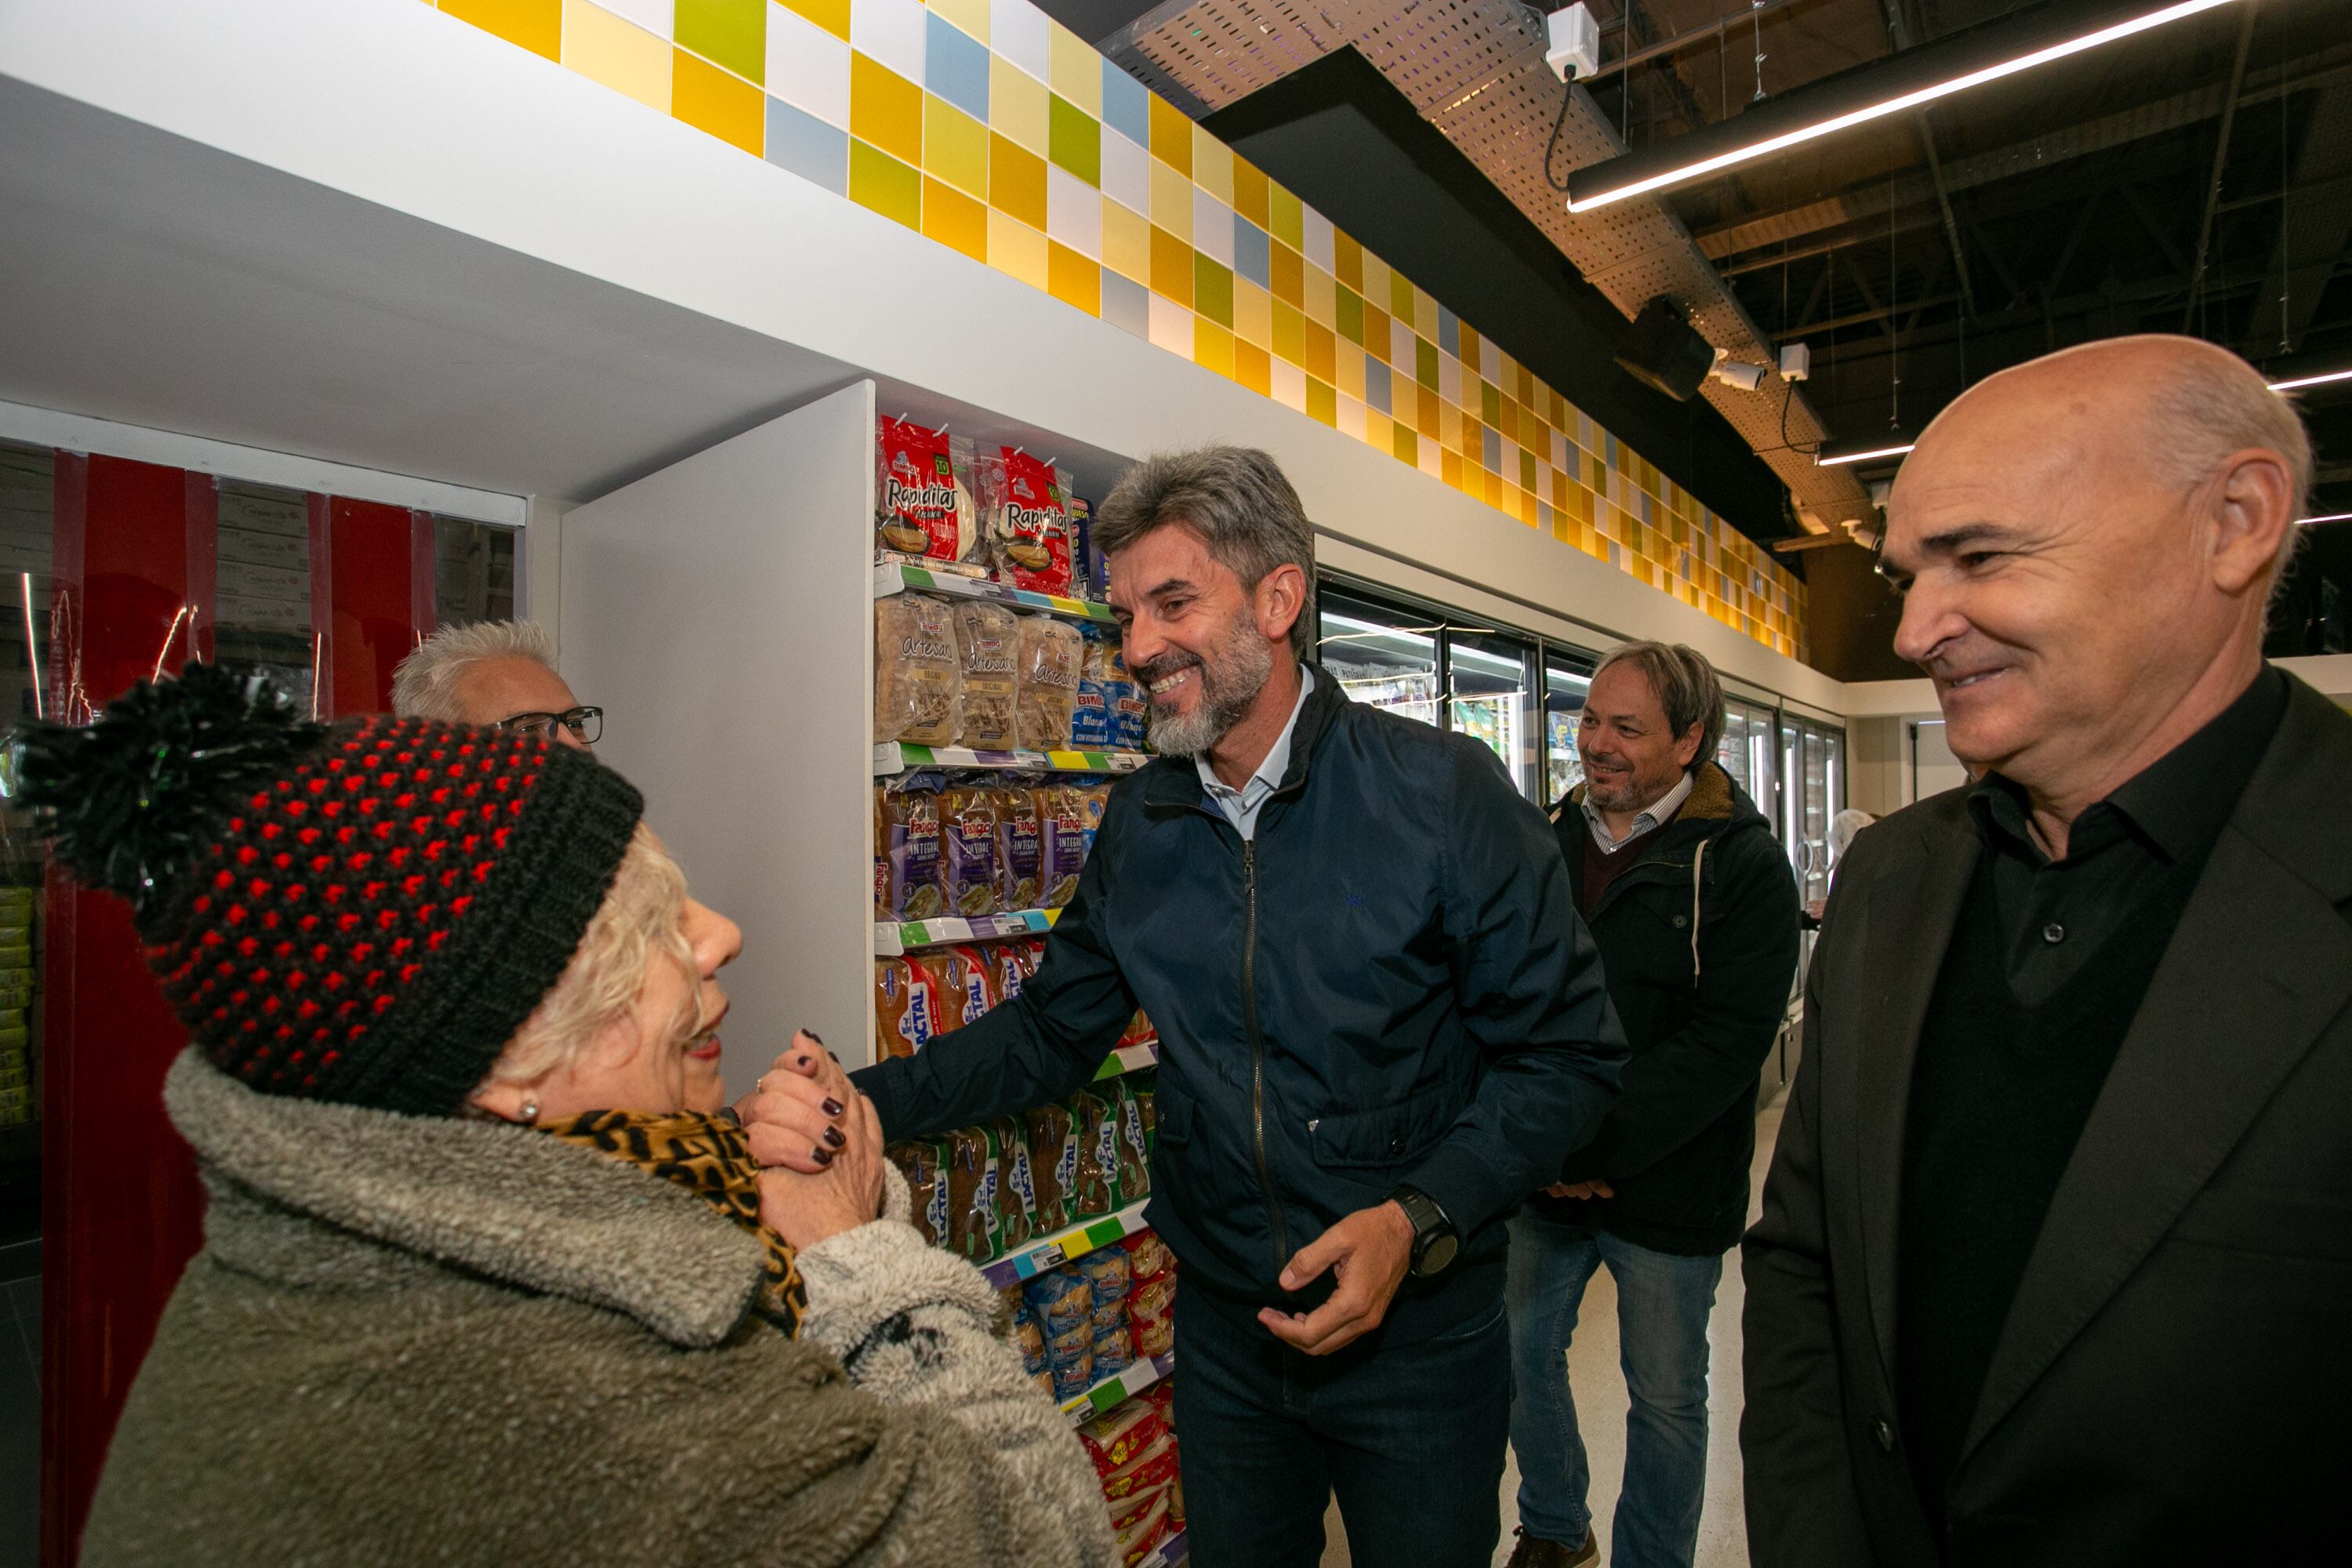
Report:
1780,715,1846,907
1448,631,1534,794
1542,652,1595,803
1717,695,1778,812
1317,588,1443,728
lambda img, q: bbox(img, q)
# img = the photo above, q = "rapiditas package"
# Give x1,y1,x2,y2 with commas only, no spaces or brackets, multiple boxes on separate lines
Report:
877,418,982,572
873,593,961,746
1014,616,1083,752
951,601,1020,751
981,448,1076,596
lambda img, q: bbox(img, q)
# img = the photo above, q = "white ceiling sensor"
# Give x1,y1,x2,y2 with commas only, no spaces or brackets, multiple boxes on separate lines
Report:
1546,5,1602,83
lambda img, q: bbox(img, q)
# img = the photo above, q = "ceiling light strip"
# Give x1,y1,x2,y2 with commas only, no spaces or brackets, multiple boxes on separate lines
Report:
1566,0,2238,212
2269,368,2352,392
1817,444,1917,467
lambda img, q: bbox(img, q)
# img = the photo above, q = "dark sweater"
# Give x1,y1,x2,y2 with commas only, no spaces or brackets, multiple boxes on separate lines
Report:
1538,763,1801,1254
1580,814,1668,918
1896,669,2288,1532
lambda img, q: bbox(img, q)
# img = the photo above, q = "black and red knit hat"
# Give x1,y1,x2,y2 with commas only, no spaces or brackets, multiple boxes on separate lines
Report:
19,662,642,1116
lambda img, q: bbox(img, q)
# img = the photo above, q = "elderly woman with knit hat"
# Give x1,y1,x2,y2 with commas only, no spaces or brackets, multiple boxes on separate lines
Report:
24,666,1114,1568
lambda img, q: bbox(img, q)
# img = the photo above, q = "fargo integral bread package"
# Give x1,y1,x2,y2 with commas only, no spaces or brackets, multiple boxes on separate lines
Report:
876,417,980,570
938,786,1000,917
994,786,1045,909
874,776,946,920
1040,784,1091,909
874,593,960,746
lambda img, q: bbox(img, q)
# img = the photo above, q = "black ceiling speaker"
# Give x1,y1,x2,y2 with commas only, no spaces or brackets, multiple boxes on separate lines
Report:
1614,297,1715,402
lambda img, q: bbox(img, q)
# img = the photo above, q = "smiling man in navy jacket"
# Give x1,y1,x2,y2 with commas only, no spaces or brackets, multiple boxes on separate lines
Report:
854,446,1626,1568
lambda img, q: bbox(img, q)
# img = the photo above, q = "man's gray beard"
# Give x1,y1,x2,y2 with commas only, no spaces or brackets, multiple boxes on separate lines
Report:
1143,612,1276,758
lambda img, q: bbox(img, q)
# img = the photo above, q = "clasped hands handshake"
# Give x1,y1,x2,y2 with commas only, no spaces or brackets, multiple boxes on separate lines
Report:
728,1033,1438,1360
734,1032,887,1252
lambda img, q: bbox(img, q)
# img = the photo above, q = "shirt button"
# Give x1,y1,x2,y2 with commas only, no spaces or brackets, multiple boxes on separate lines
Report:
1876,1418,1896,1452
2042,922,2065,945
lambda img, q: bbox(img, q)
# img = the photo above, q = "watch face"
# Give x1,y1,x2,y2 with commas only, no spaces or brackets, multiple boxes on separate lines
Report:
1417,1232,1460,1277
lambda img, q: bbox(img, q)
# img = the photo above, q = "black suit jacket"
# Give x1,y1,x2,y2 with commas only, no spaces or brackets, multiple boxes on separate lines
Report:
1741,673,2352,1567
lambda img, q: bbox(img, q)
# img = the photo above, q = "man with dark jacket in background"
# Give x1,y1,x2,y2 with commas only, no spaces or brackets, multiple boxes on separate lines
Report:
855,447,1626,1568
1505,642,1799,1568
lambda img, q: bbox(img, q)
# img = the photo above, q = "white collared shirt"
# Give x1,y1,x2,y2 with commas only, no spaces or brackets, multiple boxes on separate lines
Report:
1581,767,1694,853
1196,668,1315,841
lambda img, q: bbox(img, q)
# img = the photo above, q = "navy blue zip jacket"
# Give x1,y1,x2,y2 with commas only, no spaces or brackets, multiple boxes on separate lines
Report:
855,666,1628,1341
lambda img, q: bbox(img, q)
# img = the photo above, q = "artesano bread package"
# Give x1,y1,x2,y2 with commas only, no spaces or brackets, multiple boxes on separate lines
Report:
1014,615,1083,752
876,417,980,570
951,601,1020,751
873,593,960,746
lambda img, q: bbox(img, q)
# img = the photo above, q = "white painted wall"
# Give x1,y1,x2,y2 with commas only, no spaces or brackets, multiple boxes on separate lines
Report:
560,383,877,1090
0,0,1841,716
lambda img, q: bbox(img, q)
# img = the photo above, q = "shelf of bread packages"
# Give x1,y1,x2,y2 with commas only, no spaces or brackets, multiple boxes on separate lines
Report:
874,561,1118,626
875,906,1062,957
982,1197,1152,1290
873,742,1151,777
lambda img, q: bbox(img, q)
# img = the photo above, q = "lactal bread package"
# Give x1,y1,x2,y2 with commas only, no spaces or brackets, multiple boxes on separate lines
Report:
876,417,982,571
1015,615,1083,751
874,956,946,1060
873,593,961,746
980,447,1075,596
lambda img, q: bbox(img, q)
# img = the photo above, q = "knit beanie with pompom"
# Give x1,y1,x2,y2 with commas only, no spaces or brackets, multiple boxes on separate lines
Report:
17,662,641,1116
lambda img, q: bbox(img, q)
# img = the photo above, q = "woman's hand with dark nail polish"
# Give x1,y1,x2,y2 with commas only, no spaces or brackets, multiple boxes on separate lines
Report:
811,1145,835,1167
823,1125,847,1149
821,1096,844,1117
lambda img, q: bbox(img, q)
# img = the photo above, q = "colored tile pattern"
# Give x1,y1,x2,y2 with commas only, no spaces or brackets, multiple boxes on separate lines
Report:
430,0,1806,658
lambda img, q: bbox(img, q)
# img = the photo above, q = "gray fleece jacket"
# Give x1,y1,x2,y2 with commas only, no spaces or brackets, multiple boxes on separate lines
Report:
82,1051,1116,1568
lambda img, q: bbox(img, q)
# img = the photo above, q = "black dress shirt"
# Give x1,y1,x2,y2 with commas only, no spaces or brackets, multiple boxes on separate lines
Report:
1965,666,2291,1006
1897,666,2289,1530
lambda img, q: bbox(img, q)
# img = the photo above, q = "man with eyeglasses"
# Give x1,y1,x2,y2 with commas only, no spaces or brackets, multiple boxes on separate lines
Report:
390,620,601,751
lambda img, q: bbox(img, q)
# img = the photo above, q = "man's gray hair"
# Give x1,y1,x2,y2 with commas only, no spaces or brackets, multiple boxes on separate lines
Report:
1594,641,1725,768
2147,358,2314,585
390,619,557,720
1093,447,1318,661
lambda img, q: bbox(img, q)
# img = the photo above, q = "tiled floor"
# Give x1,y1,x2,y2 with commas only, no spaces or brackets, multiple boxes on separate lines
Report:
1319,1097,1786,1568
1,1237,38,1567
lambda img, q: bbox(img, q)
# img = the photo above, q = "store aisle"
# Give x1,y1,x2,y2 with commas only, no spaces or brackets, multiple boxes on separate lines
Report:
1314,1094,1787,1568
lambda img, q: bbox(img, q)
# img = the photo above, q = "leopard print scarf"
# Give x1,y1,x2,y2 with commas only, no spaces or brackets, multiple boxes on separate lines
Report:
539,1108,808,1338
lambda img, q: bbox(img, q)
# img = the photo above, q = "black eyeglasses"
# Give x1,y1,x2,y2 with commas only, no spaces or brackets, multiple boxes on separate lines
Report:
496,706,602,746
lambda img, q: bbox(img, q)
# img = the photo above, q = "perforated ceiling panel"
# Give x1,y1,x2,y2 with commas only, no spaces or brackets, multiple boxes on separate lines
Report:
1105,0,1875,528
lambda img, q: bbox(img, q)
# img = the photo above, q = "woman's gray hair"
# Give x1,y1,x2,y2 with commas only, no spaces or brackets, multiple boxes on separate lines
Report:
1093,447,1318,661
391,620,557,720
1593,641,1726,765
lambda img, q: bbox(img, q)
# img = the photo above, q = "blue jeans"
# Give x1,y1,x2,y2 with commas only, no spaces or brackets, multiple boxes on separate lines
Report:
1504,1207,1722,1568
1174,1283,1511,1568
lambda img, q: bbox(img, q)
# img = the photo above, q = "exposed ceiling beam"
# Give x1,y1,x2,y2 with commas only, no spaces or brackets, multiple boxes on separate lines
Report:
2182,0,2259,328
1916,111,1977,318
1693,47,2352,263
2246,81,2352,354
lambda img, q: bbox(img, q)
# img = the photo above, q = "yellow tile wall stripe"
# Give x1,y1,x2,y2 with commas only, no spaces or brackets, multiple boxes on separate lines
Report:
430,0,1808,659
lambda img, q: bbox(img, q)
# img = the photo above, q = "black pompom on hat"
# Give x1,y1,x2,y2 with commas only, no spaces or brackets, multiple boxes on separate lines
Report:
17,663,642,1115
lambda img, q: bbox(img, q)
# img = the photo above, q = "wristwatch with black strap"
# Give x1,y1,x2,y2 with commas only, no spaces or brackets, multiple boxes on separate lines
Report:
1388,1184,1460,1279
